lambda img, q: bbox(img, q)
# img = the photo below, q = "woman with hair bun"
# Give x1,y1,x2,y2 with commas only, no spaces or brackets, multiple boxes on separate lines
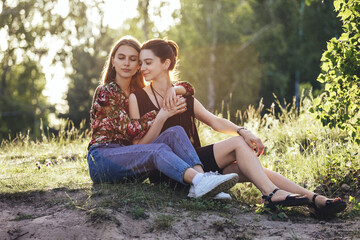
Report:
129,38,346,217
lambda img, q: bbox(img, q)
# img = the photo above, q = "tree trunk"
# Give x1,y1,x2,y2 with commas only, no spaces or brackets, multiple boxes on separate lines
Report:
138,0,150,40
205,1,221,111
0,55,10,98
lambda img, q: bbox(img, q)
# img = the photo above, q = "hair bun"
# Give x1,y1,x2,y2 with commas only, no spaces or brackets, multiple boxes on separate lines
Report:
167,40,178,58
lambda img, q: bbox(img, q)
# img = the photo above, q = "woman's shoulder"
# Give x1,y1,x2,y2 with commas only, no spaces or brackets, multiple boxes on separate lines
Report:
132,87,149,99
96,82,117,92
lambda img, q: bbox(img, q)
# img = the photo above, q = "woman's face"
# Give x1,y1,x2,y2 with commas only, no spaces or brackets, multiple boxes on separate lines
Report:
111,45,139,80
139,49,165,82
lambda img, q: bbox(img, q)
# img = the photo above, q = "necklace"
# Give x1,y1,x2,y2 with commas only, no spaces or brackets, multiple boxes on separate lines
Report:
150,82,163,109
150,83,164,99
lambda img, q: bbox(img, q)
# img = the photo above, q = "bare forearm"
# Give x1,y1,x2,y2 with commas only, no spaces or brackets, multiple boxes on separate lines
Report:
210,117,239,135
134,115,166,144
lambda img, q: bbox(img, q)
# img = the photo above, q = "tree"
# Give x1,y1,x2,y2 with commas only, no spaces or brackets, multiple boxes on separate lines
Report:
120,0,161,42
166,0,342,116
168,0,262,114
0,0,67,138
0,0,109,138
65,29,116,127
311,0,360,144
251,0,342,108
62,1,112,127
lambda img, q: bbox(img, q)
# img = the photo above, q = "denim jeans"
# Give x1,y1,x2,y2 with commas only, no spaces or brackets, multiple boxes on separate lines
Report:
87,126,203,184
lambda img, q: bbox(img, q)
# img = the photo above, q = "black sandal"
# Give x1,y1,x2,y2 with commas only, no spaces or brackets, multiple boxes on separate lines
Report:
262,188,310,210
309,194,347,218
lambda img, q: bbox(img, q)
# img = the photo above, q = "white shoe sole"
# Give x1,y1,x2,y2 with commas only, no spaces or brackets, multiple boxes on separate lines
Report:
199,175,238,199
213,193,232,201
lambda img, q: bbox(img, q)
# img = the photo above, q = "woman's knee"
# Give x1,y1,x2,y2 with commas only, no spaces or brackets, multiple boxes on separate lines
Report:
153,143,172,154
87,151,102,183
227,136,247,149
166,126,186,136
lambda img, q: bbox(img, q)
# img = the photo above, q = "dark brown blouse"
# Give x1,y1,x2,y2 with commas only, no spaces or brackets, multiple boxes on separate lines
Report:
133,88,201,148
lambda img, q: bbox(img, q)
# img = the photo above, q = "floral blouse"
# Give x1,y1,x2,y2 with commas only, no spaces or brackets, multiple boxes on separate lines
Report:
88,81,194,149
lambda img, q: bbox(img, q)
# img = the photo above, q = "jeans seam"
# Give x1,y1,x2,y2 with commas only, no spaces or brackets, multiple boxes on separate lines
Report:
165,128,203,168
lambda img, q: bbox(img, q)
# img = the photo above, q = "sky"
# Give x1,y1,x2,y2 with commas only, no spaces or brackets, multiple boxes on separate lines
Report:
42,0,180,110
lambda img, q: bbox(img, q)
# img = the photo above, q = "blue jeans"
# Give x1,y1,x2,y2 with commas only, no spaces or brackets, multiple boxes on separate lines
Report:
87,126,203,184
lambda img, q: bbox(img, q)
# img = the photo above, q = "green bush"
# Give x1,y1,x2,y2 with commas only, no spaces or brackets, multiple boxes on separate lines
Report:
310,0,360,144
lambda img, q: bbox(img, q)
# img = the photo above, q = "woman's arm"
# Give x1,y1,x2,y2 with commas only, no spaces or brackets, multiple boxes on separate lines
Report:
129,93,187,144
89,85,157,147
163,82,194,110
174,81,194,97
193,98,264,155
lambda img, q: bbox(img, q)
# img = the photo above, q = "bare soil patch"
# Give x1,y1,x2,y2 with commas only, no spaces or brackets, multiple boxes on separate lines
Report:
1,190,359,240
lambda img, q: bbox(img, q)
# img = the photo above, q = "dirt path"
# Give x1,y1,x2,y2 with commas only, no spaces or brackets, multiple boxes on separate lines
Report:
1,190,359,240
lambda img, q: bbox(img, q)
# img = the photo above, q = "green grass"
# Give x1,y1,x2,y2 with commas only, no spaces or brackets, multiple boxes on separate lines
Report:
1,95,359,219
12,213,36,221
152,214,175,230
0,120,91,194
199,94,360,216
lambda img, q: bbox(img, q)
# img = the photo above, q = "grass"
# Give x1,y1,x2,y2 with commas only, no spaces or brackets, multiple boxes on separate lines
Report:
152,214,175,230
0,120,91,194
12,213,35,221
1,94,360,220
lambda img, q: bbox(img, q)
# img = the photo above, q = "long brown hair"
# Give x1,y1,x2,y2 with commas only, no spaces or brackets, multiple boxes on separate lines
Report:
100,36,145,89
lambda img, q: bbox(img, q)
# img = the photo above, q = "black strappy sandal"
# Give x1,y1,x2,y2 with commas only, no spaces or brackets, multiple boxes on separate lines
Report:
262,188,310,210
308,194,347,218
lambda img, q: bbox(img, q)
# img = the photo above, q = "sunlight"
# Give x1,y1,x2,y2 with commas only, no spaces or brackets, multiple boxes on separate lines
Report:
43,63,69,112
102,0,180,32
51,0,70,18
43,0,180,107
103,0,138,29
0,28,8,51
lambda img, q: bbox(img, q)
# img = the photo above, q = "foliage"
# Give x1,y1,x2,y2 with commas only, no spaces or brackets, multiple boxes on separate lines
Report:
121,0,158,41
315,151,359,197
63,29,116,127
168,0,262,112
129,205,149,219
310,0,360,144
0,61,52,138
0,0,54,138
160,0,343,115
347,195,360,218
249,94,359,198
251,0,342,108
58,1,117,128
200,93,359,203
255,204,289,221
0,0,101,138
152,214,174,230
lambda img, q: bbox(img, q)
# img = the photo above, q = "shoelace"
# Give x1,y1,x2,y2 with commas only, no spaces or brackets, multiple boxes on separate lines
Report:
204,171,220,177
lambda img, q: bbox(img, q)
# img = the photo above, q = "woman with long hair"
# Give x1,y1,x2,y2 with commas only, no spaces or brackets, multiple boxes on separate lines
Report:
87,36,239,199
128,38,346,217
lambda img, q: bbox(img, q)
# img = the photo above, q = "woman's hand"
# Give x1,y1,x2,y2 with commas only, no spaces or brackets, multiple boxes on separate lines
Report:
158,96,187,119
240,130,265,156
162,87,177,110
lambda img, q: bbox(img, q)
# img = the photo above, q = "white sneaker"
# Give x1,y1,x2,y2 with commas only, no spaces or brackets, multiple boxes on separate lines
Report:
187,185,196,198
192,172,238,199
213,192,232,200
188,185,232,200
